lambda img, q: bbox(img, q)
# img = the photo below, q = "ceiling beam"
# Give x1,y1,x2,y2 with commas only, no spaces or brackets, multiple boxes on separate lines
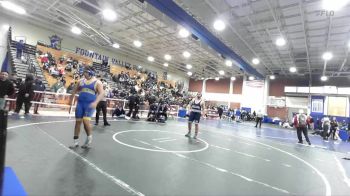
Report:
145,0,263,78
298,0,312,81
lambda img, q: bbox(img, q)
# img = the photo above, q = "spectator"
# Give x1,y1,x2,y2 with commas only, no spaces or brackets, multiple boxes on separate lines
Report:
126,92,140,119
112,105,125,118
51,80,64,92
60,77,66,86
296,111,311,145
57,86,67,94
282,121,293,129
217,106,223,119
14,74,34,116
255,110,263,128
307,115,314,130
16,40,25,59
322,116,330,140
348,120,350,142
329,117,339,140
73,72,80,81
33,77,46,114
67,82,76,94
235,108,241,120
49,66,60,77
0,71,15,110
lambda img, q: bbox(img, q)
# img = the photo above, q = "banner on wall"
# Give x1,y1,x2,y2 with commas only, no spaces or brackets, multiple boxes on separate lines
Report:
310,96,324,115
311,99,323,113
49,35,62,50
75,47,140,69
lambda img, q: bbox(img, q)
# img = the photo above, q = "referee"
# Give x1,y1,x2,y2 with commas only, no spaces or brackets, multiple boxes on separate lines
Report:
95,82,110,126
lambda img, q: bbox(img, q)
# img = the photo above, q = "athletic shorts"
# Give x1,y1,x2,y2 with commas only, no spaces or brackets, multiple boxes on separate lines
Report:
75,101,95,120
188,112,201,124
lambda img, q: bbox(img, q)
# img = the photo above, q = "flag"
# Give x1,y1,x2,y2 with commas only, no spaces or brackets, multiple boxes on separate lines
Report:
0,25,9,72
1,53,8,72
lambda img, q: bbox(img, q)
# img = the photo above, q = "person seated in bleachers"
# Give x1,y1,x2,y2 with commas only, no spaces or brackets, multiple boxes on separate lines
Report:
51,80,64,92
65,62,73,72
49,66,60,77
59,56,65,64
112,74,118,82
118,71,125,84
56,85,67,94
58,67,65,77
78,66,84,76
73,71,80,81
21,55,27,64
67,82,76,94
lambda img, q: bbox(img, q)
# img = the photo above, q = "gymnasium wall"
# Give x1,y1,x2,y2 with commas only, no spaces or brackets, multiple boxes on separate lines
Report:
269,77,309,96
311,76,350,87
0,13,189,89
267,77,306,120
187,76,245,109
206,78,230,93
188,79,203,92
232,78,243,94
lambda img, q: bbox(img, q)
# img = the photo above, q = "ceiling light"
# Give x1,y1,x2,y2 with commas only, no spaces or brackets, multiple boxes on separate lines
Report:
225,60,233,67
179,28,190,38
0,1,26,15
201,77,204,80
186,64,192,69
112,43,120,48
187,72,192,76
2,24,9,30
248,76,255,80
133,40,142,47
322,0,349,11
147,56,154,62
215,77,220,81
164,54,172,61
213,19,226,31
71,26,82,35
275,37,286,46
102,9,117,21
163,63,168,67
231,76,236,81
269,75,276,80
322,52,333,61
321,75,328,81
289,67,297,73
219,70,225,75
183,51,191,58
252,58,260,65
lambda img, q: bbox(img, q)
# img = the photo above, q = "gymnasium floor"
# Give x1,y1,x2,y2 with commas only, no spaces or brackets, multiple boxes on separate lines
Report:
6,116,350,196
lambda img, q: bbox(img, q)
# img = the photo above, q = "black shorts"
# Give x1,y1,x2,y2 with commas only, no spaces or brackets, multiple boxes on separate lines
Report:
188,112,201,124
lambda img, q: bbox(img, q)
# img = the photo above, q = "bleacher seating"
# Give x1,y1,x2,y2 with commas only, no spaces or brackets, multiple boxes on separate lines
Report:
8,40,49,89
36,45,94,88
92,62,117,89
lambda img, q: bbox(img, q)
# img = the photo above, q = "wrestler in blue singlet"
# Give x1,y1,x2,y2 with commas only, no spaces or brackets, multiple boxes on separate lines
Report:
75,79,97,120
